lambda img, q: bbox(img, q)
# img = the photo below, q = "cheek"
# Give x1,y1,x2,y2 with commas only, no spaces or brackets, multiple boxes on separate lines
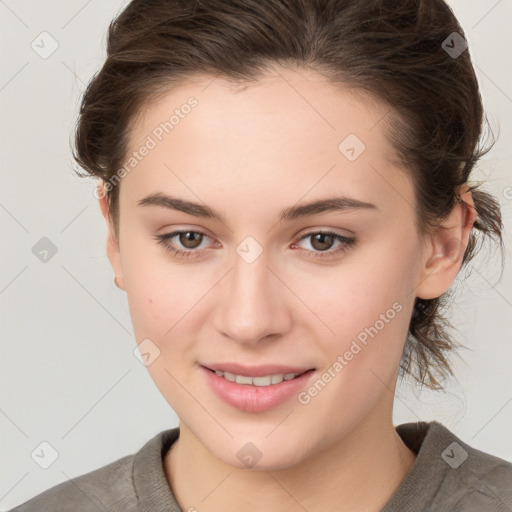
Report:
120,232,205,335
290,241,417,395
291,265,413,435
125,272,209,354
122,253,210,408
295,246,414,336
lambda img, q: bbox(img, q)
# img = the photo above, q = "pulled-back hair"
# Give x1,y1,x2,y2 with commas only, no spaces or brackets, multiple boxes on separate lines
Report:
72,0,503,390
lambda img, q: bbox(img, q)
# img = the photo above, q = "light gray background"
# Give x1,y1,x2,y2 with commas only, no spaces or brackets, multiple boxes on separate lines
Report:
1,0,511,509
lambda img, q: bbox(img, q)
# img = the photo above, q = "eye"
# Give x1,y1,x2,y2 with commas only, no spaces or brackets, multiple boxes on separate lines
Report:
154,229,355,261
292,231,355,260
154,230,215,259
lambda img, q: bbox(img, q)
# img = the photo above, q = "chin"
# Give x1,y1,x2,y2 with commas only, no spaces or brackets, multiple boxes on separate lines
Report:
204,430,314,472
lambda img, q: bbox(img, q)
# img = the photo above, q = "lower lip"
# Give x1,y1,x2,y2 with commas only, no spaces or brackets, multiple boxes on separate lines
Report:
201,366,315,413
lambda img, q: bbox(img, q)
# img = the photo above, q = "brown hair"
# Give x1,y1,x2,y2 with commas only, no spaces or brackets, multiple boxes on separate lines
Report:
72,0,503,390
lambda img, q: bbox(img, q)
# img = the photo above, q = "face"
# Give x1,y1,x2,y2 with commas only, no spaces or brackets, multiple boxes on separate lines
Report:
102,66,437,470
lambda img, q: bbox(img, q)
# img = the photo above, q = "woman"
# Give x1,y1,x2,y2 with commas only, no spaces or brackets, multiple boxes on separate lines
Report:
11,0,512,511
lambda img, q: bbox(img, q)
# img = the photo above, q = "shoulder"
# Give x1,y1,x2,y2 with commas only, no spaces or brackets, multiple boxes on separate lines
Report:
439,424,512,511
387,421,512,512
8,429,179,512
9,454,136,512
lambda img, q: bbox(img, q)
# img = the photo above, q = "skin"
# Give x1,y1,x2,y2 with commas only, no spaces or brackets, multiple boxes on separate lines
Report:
98,65,476,512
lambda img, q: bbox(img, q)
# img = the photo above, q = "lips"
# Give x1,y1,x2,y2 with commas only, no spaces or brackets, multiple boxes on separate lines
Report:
201,363,316,413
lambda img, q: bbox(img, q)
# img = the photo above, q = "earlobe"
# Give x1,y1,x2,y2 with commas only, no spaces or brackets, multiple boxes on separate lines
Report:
97,179,126,291
415,186,476,300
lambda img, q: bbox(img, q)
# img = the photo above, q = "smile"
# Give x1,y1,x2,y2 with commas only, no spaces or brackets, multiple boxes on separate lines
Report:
201,364,316,413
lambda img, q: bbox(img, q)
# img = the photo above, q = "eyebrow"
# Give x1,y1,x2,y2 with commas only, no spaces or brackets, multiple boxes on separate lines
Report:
138,193,377,222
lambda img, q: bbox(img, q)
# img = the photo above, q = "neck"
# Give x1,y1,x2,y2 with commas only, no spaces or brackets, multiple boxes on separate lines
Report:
164,407,417,512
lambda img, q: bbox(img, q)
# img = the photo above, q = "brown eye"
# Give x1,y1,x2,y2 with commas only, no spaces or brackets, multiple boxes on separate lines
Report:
293,231,356,261
310,233,336,251
154,230,215,259
179,231,204,249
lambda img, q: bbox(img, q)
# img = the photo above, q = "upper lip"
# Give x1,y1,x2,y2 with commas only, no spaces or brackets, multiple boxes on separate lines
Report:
202,363,314,377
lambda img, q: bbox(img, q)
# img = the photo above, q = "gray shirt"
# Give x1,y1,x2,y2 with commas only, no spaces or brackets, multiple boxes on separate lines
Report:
9,421,512,511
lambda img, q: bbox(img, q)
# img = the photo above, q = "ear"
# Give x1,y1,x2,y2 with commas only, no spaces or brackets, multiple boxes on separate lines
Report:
415,186,476,300
97,180,126,291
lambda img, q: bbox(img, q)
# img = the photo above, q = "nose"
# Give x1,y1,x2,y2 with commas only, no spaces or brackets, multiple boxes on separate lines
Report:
213,246,292,346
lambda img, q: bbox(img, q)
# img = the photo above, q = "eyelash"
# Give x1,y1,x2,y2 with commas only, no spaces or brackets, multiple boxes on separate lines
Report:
154,230,356,261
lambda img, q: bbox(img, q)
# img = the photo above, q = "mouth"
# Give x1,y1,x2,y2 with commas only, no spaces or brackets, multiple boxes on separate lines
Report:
200,363,316,412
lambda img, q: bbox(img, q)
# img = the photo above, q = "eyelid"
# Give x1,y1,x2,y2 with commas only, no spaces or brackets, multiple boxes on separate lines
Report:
295,225,355,239
156,224,217,240
296,230,353,244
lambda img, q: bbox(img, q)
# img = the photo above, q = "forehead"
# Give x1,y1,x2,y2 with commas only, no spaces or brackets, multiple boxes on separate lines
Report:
129,66,394,156
121,66,413,220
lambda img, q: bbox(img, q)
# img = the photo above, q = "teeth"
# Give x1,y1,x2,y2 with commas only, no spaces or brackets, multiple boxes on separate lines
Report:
223,371,236,382
235,375,253,385
213,370,301,386
271,374,283,384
